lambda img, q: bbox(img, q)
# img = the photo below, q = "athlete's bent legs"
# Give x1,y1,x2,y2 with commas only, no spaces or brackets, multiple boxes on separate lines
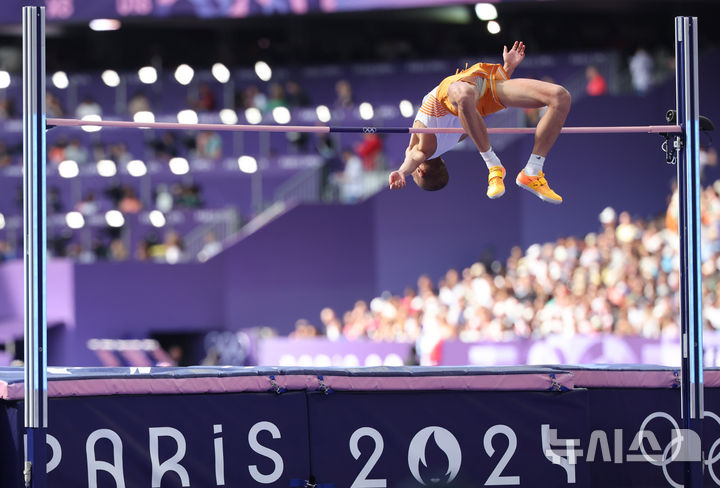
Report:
495,78,571,157
495,78,569,204
447,81,507,199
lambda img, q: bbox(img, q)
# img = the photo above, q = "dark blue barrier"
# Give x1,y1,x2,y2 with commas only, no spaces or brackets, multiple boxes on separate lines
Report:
307,389,590,487
2,392,311,488
2,366,720,487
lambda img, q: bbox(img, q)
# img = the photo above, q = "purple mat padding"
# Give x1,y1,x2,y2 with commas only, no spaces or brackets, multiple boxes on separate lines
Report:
317,372,572,391
551,365,681,388
0,366,575,399
2,365,718,400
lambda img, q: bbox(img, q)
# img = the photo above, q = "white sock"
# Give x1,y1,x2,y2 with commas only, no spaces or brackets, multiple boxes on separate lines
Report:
524,154,545,176
480,148,502,170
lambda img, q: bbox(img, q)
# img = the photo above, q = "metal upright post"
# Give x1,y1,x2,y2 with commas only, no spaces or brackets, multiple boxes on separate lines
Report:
675,16,704,488
22,6,48,488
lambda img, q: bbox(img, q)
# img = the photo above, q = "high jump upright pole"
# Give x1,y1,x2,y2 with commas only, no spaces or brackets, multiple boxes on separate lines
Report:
22,5,48,488
675,16,704,488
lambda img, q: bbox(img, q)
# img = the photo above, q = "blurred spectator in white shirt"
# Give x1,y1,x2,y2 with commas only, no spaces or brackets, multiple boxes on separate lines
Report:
629,48,654,95
64,138,88,164
336,149,365,203
75,97,102,118
198,231,222,262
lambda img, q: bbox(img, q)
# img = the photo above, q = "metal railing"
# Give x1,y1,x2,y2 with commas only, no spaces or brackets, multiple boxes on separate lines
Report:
182,207,242,262
273,166,322,205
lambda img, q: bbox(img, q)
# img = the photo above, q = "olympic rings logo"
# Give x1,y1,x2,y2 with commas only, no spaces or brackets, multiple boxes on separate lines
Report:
636,410,720,487
362,127,377,134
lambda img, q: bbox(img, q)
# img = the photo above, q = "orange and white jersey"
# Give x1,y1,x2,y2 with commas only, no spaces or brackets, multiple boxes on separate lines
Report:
414,62,509,159
414,87,464,159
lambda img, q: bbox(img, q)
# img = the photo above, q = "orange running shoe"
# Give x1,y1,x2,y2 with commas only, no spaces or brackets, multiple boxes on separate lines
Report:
515,170,562,204
487,165,506,199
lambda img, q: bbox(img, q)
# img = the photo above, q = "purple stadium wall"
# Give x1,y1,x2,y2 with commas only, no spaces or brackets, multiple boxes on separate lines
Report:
221,203,378,331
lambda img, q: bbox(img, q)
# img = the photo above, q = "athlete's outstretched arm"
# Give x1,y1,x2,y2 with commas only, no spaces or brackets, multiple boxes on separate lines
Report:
389,146,429,189
502,41,525,78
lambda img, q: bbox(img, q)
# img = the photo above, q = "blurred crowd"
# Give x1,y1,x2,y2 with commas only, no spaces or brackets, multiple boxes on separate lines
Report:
0,51,694,271
295,175,720,363
2,75,386,200
0,175,209,264
584,47,675,97
0,74,390,264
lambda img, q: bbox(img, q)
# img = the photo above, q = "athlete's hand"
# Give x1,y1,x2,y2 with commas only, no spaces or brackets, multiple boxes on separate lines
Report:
389,170,406,190
503,41,526,71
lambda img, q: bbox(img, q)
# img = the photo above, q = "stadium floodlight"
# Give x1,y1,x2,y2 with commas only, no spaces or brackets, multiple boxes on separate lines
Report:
89,19,121,31
238,155,258,174
105,210,125,228
174,64,194,85
359,102,374,121
272,106,291,124
399,100,414,118
52,71,69,89
126,159,147,177
0,71,10,89
81,114,103,133
254,61,272,82
212,63,231,83
138,66,158,84
177,109,198,124
244,107,262,124
475,3,498,21
316,105,331,123
169,157,190,175
220,108,238,125
96,159,117,177
0,213,5,230
65,211,85,229
149,210,166,228
133,110,155,124
487,20,501,34
58,159,79,178
101,69,120,87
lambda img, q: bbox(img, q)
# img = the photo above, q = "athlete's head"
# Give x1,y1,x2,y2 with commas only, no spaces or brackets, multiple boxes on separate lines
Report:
412,157,449,191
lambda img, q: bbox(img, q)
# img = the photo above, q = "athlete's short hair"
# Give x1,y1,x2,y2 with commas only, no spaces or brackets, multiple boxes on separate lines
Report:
412,157,449,191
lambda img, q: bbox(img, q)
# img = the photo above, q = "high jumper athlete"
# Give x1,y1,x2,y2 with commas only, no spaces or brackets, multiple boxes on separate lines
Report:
389,41,570,204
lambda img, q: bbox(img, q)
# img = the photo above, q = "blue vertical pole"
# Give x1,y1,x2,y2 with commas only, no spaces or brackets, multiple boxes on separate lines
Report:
675,16,704,488
22,6,47,488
